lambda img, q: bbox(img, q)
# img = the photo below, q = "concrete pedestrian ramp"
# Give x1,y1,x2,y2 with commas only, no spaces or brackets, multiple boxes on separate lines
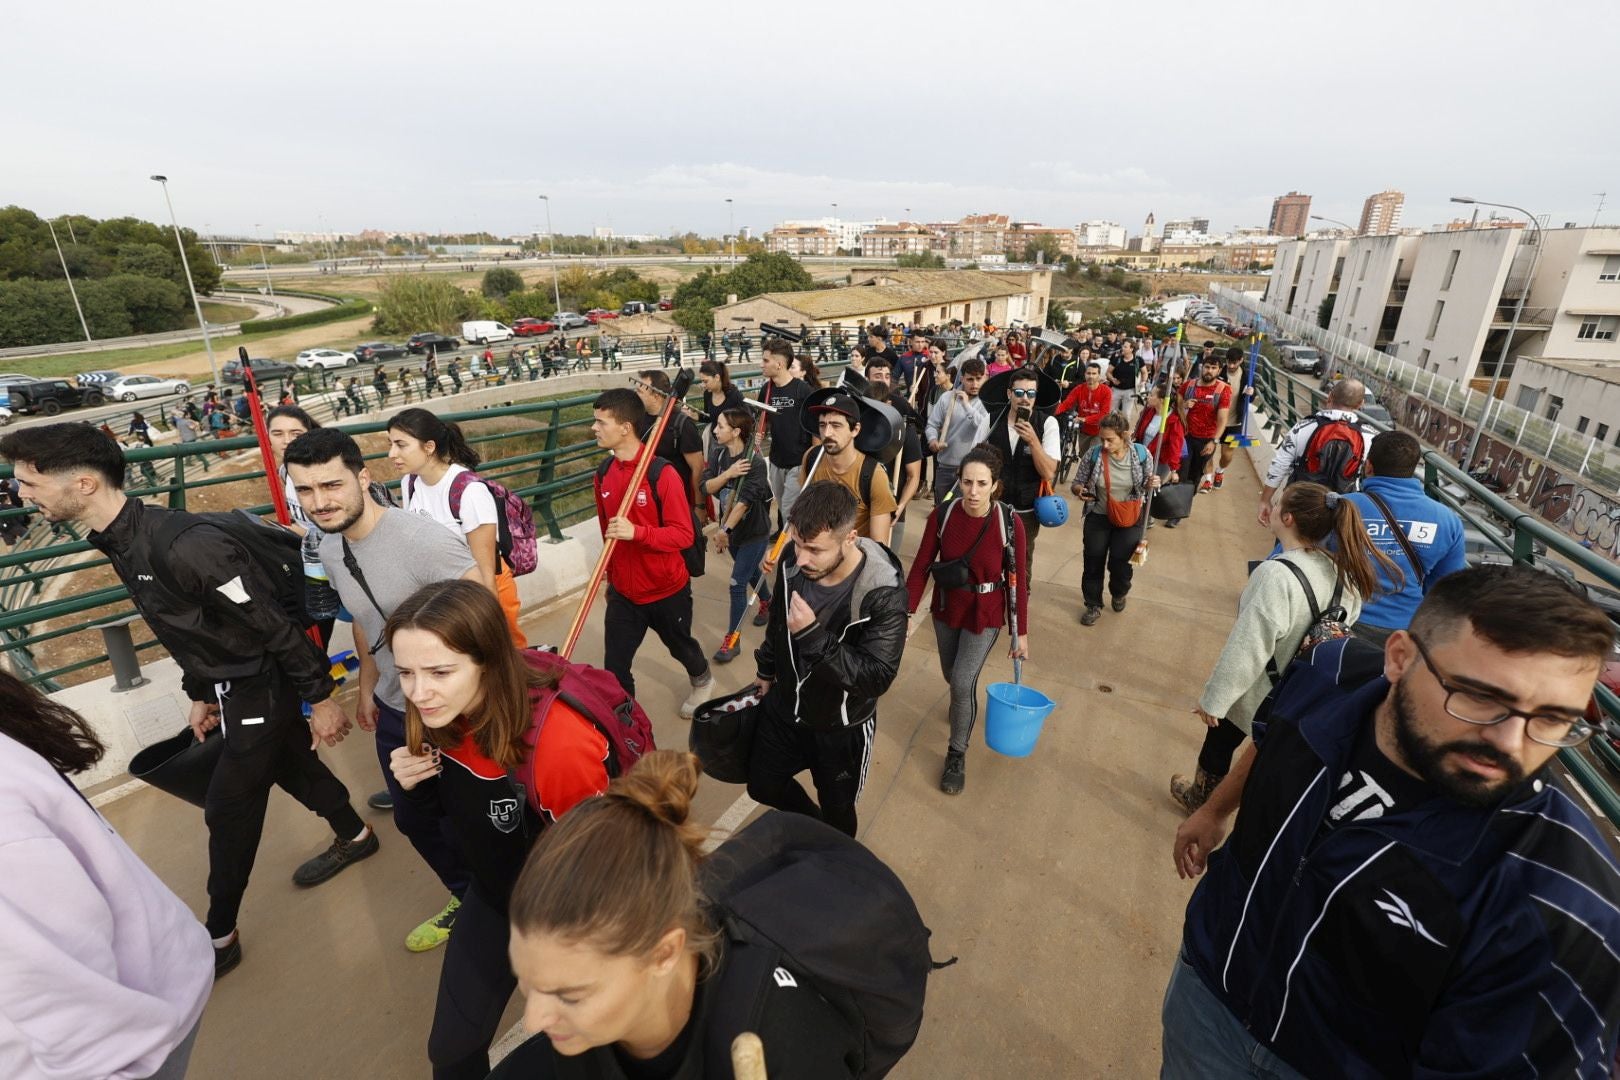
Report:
99,455,1270,1078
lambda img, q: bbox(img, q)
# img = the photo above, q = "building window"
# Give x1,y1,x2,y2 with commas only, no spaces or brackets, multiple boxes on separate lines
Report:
1427,300,1445,338
1577,315,1619,341
1359,250,1371,280
1419,348,1431,368
1600,255,1620,282
1442,250,1461,290
1350,287,1362,316
1577,416,1591,434
1599,424,1611,442
1547,395,1564,422
1515,386,1542,411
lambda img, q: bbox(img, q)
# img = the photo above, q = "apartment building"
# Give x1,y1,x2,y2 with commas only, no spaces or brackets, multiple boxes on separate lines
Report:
1075,220,1127,249
1357,190,1405,236
1264,237,1348,324
1269,192,1312,238
858,223,945,259
944,213,1011,259
764,226,839,256
1322,233,1422,353
1502,230,1620,432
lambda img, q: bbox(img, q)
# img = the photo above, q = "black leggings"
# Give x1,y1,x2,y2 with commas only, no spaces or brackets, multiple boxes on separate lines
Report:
1197,718,1248,778
427,884,515,1080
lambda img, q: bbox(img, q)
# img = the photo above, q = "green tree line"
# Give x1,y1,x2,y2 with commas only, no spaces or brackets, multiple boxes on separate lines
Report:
0,206,222,347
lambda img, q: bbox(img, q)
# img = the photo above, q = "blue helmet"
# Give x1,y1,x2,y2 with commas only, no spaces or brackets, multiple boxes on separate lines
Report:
1034,491,1069,528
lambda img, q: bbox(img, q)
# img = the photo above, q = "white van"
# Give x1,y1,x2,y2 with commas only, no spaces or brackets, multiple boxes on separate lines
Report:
461,320,515,345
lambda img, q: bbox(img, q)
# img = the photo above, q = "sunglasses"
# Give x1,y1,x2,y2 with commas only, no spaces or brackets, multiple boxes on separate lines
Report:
1010,388,1038,399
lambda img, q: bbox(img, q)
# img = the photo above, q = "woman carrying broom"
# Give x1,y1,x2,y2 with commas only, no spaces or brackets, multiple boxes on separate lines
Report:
1069,412,1161,627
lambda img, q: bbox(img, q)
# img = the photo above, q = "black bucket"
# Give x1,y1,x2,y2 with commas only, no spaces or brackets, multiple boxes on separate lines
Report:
128,727,223,809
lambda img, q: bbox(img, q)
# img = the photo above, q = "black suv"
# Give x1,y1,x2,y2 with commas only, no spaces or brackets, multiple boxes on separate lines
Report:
407,332,460,354
5,379,105,415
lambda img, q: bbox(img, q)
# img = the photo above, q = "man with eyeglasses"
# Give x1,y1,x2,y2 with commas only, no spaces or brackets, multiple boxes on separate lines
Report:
1165,564,1620,1079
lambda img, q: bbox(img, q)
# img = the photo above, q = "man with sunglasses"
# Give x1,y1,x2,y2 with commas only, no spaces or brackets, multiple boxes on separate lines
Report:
1165,564,1620,1078
987,368,1058,587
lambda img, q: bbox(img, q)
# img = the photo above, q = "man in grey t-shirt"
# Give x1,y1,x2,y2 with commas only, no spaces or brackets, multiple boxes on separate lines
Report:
285,428,478,953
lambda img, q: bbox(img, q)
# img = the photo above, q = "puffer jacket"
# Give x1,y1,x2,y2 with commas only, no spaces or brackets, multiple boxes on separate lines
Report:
754,538,908,730
86,496,333,704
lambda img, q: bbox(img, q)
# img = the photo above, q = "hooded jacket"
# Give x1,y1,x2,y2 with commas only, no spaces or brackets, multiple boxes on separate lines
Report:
754,538,908,730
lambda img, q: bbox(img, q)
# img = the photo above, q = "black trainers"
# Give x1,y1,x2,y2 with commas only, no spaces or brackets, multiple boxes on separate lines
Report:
292,827,380,887
214,934,242,978
752,600,770,627
367,789,394,812
1080,606,1102,626
1111,596,1128,613
939,751,966,796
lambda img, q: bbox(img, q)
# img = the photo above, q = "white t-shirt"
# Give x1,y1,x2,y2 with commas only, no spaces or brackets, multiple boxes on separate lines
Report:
401,463,500,540
1003,414,1061,461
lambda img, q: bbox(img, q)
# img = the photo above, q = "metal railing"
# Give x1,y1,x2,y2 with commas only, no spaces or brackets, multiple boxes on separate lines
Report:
1246,353,1620,829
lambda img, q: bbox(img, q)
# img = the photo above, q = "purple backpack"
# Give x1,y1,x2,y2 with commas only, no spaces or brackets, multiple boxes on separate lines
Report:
407,469,538,576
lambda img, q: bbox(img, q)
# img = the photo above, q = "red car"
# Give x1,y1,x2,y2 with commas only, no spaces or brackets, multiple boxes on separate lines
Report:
657,299,673,311
513,318,556,336
585,309,619,324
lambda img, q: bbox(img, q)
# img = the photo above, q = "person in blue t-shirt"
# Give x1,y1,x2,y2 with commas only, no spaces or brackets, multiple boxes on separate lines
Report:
1343,431,1467,645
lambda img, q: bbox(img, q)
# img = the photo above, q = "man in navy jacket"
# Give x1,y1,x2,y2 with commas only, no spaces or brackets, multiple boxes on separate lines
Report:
1167,564,1620,1078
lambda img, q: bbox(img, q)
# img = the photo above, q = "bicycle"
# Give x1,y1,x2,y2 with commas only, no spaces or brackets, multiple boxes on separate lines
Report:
1056,414,1083,484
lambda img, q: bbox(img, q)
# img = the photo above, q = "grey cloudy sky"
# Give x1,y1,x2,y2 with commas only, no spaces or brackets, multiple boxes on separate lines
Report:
6,0,1616,239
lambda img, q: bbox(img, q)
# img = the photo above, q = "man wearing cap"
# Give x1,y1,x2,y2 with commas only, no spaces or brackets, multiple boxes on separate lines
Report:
799,390,897,545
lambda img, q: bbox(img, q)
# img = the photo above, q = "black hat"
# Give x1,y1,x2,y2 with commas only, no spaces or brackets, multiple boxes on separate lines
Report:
980,364,1062,411
810,390,861,421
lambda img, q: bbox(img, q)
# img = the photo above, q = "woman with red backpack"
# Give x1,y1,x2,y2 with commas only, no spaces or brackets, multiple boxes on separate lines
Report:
386,579,623,1080
388,408,527,648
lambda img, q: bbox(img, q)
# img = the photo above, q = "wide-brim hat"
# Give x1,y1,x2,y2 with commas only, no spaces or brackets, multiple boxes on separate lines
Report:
800,386,902,463
980,364,1062,411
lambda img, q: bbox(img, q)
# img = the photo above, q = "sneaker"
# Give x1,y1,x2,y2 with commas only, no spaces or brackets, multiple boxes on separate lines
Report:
1165,518,1182,529
679,674,715,719
1212,471,1225,490
405,896,461,953
1111,596,1128,613
366,789,394,812
939,751,966,796
1080,606,1102,626
292,827,380,887
1197,476,1214,494
752,601,770,627
712,640,741,664
214,933,242,978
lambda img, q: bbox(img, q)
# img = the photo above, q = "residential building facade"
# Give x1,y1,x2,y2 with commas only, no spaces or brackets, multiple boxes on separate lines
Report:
709,268,1052,336
1357,190,1405,236
1268,192,1312,238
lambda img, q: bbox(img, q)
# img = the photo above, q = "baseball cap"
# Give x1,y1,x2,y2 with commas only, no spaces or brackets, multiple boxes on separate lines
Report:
811,391,861,420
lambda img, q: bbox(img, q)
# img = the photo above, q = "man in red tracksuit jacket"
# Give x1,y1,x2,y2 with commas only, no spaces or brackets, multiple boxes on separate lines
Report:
591,388,715,717
1054,360,1113,462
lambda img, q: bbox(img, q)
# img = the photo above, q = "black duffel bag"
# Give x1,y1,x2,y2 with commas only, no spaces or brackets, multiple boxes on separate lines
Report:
1149,482,1196,521
689,686,763,784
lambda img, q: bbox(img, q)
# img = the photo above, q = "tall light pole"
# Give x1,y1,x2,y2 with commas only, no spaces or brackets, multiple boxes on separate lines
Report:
831,202,838,255
538,195,561,313
46,218,92,342
150,175,220,386
253,223,276,300
726,197,735,266
1454,196,1544,467
1309,214,1356,235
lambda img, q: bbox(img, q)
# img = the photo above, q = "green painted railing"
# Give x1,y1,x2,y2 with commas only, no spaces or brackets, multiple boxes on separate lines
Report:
1250,357,1620,830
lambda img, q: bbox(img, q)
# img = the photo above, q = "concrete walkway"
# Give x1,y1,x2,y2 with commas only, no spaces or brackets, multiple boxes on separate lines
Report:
98,453,1272,1078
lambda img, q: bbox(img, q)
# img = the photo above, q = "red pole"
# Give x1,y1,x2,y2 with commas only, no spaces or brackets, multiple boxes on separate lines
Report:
238,346,290,525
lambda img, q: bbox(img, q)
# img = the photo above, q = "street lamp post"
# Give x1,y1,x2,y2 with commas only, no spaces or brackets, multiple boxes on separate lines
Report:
150,175,220,386
538,195,562,313
253,224,276,302
1453,196,1543,468
46,218,92,342
1309,214,1356,235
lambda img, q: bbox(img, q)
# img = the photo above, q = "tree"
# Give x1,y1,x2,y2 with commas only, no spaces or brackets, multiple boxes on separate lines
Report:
896,251,945,269
373,275,477,334
669,254,817,334
100,274,186,333
1020,235,1065,265
1318,296,1334,329
481,266,524,298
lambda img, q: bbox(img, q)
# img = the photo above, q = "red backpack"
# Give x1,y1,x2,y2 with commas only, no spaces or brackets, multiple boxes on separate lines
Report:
1291,414,1366,492
508,649,656,815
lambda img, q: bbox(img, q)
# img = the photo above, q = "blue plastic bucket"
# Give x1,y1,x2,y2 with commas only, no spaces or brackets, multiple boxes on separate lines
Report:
983,682,1057,758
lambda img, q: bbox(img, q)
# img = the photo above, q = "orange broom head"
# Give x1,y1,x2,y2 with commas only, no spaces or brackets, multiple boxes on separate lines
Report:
1129,540,1149,567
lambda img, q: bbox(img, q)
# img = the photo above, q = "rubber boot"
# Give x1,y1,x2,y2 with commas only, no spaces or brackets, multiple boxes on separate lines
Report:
1169,766,1220,815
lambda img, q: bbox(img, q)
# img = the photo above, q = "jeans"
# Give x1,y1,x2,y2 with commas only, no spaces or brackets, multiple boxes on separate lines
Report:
932,463,959,504
1161,954,1306,1079
1081,511,1145,608
934,621,1000,754
603,584,709,699
768,461,805,529
373,699,471,897
1198,718,1248,778
727,535,772,632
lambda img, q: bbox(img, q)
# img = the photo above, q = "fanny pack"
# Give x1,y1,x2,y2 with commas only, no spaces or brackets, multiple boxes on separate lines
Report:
930,502,1011,591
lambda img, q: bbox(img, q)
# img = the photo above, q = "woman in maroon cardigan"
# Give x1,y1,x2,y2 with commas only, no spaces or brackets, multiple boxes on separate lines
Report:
905,443,1029,796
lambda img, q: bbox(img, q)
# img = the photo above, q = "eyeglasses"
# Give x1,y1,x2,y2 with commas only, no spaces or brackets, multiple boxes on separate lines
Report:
1010,388,1038,399
1408,634,1597,748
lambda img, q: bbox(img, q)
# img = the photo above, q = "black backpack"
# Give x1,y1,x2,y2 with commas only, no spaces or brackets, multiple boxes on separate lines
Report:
593,455,705,579
1251,634,1386,742
150,508,312,628
699,811,950,1079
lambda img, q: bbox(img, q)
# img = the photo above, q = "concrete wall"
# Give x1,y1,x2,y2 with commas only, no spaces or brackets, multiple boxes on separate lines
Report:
1392,227,1519,384
1326,234,1420,351
1290,238,1348,325
1506,359,1620,437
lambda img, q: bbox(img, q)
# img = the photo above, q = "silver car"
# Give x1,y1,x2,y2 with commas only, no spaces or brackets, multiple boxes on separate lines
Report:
102,374,192,401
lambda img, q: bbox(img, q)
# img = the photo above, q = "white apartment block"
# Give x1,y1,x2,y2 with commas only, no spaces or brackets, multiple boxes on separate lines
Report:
1323,233,1422,354
764,226,840,257
1075,220,1127,248
1266,237,1349,328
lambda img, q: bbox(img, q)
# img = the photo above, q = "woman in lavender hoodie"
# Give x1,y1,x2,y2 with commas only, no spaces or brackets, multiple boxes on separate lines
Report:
0,673,213,1079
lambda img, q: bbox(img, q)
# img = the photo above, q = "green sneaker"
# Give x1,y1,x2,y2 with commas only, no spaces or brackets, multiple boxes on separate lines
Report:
405,896,462,953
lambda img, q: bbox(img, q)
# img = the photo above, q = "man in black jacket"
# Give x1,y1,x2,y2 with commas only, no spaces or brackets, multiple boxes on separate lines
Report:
1,424,373,977
747,481,908,837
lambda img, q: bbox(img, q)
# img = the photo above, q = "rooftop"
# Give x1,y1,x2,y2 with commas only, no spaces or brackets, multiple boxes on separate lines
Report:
1523,357,1620,386
724,270,1036,320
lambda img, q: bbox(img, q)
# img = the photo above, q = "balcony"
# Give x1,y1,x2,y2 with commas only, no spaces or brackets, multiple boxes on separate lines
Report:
1491,301,1553,329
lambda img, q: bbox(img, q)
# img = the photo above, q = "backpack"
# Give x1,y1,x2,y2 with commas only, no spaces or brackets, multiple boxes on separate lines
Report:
508,648,655,815
151,508,312,628
1265,558,1354,685
1251,634,1386,744
930,499,1013,592
801,450,882,511
699,811,950,1080
406,470,538,577
1290,413,1366,492
233,395,251,420
593,455,705,579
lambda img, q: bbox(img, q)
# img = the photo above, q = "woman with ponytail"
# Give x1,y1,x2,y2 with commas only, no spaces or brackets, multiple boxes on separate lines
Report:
491,751,864,1080
388,407,527,648
1168,481,1400,814
383,579,613,1079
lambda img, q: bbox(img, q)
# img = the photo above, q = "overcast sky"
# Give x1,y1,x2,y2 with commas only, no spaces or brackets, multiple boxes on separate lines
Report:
6,0,1616,241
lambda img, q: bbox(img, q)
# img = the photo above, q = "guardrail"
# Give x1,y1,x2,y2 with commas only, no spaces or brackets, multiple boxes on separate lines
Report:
1247,354,1620,829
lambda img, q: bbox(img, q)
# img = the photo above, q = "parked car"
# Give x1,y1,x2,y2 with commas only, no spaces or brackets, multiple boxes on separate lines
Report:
619,301,653,317
4,379,105,415
550,312,589,331
1278,345,1324,375
657,298,673,311
295,348,358,369
103,374,191,401
354,341,409,362
461,320,515,346
584,309,619,324
512,318,555,336
407,332,460,354
220,358,299,384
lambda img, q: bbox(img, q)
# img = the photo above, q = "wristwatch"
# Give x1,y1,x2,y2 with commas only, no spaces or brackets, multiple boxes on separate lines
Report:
722,525,733,536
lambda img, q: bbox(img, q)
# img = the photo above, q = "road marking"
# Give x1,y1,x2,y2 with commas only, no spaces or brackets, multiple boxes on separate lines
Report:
91,778,147,809
702,793,759,854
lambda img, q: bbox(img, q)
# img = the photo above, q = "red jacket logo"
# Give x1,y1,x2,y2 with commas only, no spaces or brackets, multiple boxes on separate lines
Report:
635,490,648,509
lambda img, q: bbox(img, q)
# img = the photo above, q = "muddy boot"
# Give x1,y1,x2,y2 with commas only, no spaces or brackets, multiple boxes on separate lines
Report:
1169,767,1220,815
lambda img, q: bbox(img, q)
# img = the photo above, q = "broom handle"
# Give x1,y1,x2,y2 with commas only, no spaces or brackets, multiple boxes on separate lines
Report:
731,1033,767,1080
561,369,694,659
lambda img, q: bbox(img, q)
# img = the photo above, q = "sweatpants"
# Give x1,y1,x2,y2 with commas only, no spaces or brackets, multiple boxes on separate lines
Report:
767,460,805,529
934,621,1000,755
603,583,709,700
494,566,527,650
204,665,364,938
1081,512,1145,608
426,884,513,1080
932,463,960,504
1185,436,1217,483
1197,718,1248,779
746,709,875,838
373,699,471,897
